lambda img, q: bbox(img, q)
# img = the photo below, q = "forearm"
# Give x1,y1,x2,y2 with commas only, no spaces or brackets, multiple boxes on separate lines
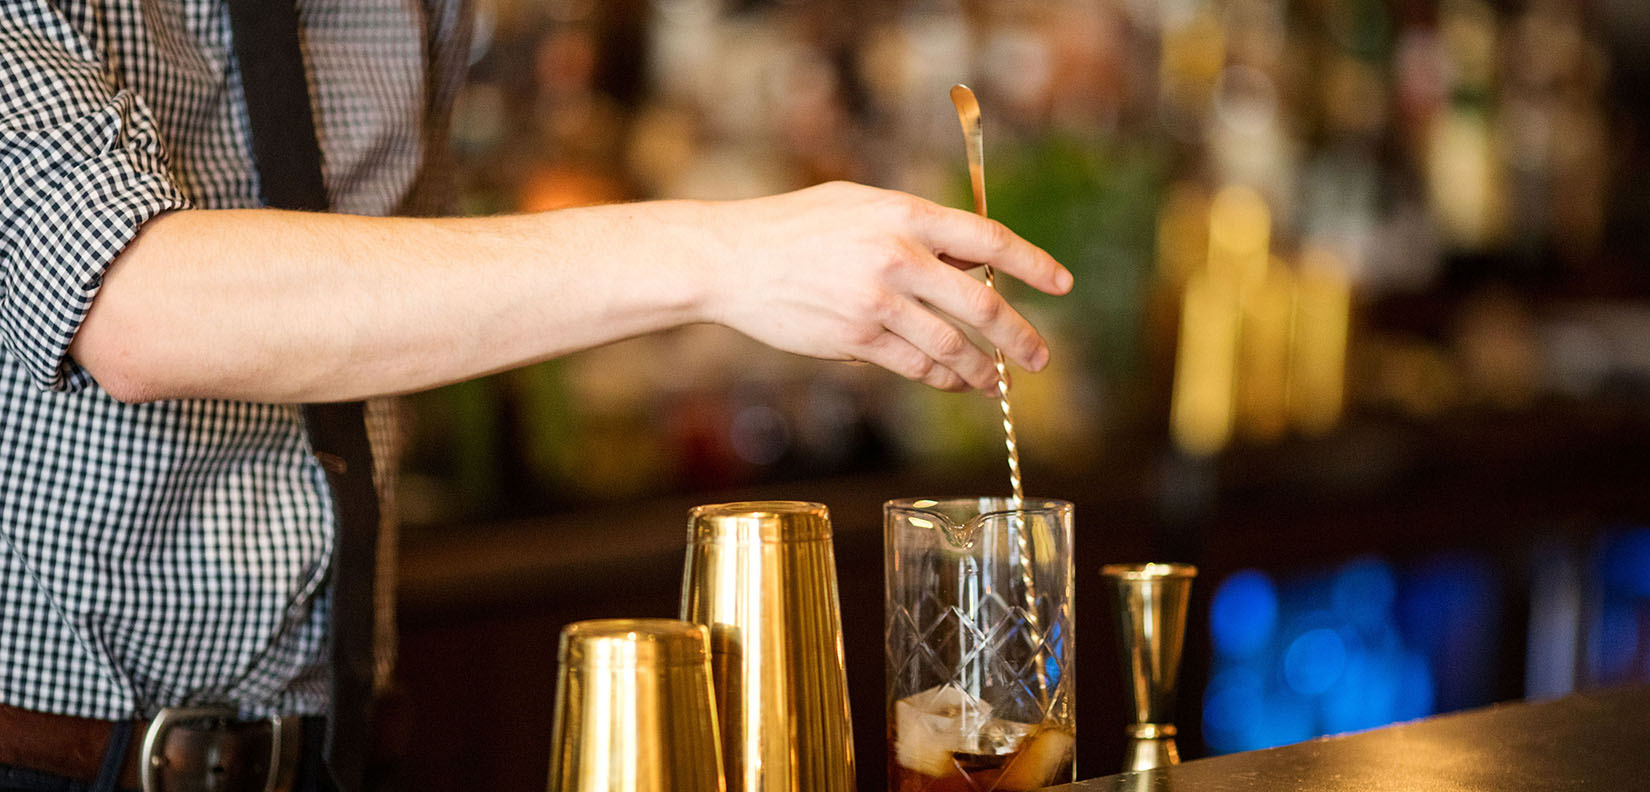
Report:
73,203,714,403
72,182,1072,404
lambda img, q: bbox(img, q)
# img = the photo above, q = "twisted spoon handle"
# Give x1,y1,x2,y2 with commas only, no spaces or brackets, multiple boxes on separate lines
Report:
951,84,1046,710
949,84,1024,509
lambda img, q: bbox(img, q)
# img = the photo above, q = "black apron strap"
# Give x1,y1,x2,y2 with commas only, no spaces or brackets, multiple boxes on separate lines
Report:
223,2,380,790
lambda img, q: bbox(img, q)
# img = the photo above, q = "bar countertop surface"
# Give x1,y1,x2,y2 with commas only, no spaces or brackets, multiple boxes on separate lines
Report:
1052,685,1650,791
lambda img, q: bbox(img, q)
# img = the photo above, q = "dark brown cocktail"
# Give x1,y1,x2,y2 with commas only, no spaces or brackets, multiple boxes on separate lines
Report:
889,685,1074,792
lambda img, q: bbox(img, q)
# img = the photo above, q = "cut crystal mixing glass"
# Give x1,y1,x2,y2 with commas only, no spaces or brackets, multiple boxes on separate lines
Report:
884,497,1075,792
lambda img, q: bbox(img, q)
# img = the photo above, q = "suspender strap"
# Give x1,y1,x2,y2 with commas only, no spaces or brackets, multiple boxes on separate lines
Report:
223,2,379,790
301,402,381,792
225,0,327,212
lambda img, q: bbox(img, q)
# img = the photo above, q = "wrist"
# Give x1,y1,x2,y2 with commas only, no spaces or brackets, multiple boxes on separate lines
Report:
669,198,735,326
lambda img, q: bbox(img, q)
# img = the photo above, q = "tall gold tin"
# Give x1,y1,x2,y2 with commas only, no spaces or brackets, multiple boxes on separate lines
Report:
681,502,857,792
547,618,726,792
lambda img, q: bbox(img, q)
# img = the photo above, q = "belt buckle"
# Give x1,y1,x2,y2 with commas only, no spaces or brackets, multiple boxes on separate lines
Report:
140,706,300,792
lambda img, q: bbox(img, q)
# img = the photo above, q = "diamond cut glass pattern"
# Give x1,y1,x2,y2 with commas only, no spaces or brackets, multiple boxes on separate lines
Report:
884,498,1076,791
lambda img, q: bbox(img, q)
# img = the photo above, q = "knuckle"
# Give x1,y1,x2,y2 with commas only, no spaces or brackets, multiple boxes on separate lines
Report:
970,353,997,380
847,320,882,348
821,180,857,197
888,192,927,226
906,355,935,381
874,245,910,280
967,286,1002,324
985,219,1013,253
971,369,997,391
932,327,969,359
862,289,898,323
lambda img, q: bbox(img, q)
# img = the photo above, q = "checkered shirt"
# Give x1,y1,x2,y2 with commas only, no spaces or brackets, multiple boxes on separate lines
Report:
0,0,468,720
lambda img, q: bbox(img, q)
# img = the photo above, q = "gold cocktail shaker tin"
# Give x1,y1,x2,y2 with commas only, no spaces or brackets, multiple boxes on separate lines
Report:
681,501,857,792
547,618,726,792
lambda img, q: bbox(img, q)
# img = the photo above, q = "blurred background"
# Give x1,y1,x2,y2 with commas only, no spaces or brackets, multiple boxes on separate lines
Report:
391,0,1650,788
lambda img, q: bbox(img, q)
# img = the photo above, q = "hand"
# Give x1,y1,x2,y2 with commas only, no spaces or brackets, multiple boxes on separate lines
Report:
699,182,1073,392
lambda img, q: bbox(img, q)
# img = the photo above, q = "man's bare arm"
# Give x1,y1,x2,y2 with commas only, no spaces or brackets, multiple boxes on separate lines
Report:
72,182,1072,404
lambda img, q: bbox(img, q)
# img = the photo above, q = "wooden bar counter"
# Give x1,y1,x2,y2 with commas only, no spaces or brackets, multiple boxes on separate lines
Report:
1054,686,1650,791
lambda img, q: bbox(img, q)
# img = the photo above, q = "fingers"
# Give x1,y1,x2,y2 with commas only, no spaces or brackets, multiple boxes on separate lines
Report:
893,256,1049,373
855,331,970,392
913,201,1073,296
879,296,1000,390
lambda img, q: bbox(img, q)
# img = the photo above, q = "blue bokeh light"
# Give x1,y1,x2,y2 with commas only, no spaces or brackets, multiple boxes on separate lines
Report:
1333,556,1397,631
1211,569,1278,659
1045,619,1065,686
1284,627,1348,695
1600,527,1650,598
1203,666,1318,753
1203,667,1266,747
1321,647,1391,733
1397,650,1436,720
1205,553,1495,755
1586,525,1650,687
1590,602,1641,683
1397,554,1499,711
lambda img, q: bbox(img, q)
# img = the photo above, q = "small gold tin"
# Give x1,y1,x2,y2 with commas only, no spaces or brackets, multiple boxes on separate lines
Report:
547,618,725,792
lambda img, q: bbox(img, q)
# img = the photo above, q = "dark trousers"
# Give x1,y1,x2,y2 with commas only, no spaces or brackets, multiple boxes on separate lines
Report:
0,717,337,792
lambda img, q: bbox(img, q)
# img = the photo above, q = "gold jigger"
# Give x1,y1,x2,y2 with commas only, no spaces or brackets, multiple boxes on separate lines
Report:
1100,563,1197,772
681,502,856,792
547,619,725,792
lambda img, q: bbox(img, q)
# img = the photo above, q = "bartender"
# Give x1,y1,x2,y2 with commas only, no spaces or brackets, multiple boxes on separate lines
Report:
0,1,1072,792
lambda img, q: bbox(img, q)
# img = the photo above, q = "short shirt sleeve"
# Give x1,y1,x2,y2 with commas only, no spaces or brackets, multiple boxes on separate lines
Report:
1,6,192,392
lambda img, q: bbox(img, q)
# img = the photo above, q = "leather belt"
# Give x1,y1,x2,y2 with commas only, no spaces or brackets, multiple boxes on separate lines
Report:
0,702,301,792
